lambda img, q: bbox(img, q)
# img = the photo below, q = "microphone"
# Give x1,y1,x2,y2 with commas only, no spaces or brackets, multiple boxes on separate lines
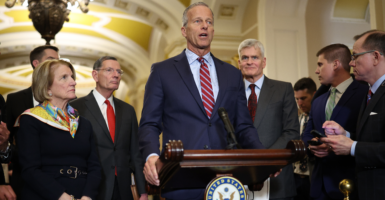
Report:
218,107,242,149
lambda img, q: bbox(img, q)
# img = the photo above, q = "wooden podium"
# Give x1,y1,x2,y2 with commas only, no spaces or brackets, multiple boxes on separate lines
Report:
146,140,306,195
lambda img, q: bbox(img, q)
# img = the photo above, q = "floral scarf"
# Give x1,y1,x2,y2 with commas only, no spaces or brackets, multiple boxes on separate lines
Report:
15,100,79,138
39,100,79,138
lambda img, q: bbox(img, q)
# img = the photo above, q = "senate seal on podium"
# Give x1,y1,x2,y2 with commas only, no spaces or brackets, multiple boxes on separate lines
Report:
205,176,247,200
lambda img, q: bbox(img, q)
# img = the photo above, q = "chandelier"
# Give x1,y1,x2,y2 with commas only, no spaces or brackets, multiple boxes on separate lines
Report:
5,0,90,45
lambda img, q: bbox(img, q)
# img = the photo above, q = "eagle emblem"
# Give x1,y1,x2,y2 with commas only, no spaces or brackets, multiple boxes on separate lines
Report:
205,176,246,200
218,187,235,200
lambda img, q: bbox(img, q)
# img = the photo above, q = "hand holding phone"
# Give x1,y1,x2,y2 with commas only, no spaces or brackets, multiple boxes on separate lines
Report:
311,130,326,138
307,140,322,146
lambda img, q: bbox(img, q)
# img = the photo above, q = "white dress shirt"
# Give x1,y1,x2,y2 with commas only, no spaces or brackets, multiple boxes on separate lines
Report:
244,75,265,102
92,88,115,130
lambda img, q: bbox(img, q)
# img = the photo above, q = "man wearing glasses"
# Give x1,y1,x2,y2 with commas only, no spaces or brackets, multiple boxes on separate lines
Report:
302,43,368,200
71,56,148,200
322,30,385,199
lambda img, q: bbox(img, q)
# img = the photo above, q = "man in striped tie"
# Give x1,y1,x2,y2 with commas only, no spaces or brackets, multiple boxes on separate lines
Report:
139,2,266,200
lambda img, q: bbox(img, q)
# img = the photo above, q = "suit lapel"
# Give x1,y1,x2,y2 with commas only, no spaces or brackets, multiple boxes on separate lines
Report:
254,77,274,128
356,97,366,138
25,87,34,108
330,81,358,119
113,97,121,146
318,91,329,122
174,51,207,117
357,83,385,137
84,92,113,143
211,54,228,118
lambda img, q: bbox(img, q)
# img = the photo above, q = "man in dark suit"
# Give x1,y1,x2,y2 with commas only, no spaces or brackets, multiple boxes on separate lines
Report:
238,39,300,200
70,56,147,200
5,45,59,141
322,30,385,199
302,44,368,200
4,45,59,197
293,77,316,200
139,2,265,200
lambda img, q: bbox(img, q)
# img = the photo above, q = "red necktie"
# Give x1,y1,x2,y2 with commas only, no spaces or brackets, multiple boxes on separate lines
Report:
248,84,258,122
105,100,117,176
105,100,115,142
198,57,215,118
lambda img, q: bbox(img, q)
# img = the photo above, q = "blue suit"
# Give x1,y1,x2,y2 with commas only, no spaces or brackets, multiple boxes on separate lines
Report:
138,50,264,200
302,80,367,200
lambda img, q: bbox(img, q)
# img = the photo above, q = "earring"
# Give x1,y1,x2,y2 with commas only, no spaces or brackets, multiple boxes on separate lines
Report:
48,92,52,97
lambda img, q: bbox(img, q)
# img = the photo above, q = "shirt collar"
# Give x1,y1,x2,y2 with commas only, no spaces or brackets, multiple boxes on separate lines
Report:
93,88,114,107
370,73,385,94
185,48,213,67
332,77,353,94
244,74,265,90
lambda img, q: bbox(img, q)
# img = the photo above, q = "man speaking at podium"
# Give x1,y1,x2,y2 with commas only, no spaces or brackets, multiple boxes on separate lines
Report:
138,2,265,200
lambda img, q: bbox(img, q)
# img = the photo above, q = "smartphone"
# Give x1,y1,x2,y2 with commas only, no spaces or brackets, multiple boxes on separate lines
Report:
311,129,326,138
307,140,322,146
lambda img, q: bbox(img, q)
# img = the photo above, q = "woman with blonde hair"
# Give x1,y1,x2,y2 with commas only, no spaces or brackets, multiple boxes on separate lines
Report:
15,59,101,200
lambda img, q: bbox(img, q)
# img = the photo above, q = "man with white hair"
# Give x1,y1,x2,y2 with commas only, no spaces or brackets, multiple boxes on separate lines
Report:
238,39,299,200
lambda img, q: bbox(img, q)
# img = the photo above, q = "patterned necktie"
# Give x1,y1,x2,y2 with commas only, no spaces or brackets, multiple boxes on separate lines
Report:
299,114,309,172
367,89,372,105
248,84,258,122
325,88,336,121
105,100,115,143
301,114,308,135
198,57,215,118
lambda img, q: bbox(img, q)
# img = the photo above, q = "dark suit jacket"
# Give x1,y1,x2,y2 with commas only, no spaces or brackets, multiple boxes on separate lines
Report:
17,115,101,199
5,87,34,144
353,80,385,199
252,76,300,198
0,94,5,185
138,50,264,199
0,94,5,121
70,92,146,200
4,87,34,196
302,80,367,199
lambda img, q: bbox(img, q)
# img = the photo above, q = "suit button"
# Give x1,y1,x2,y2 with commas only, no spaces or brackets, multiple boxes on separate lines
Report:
204,145,209,149
111,166,114,169
208,123,212,127
114,147,116,151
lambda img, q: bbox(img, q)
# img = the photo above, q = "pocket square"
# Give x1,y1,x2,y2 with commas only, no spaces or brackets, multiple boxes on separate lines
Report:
370,112,378,115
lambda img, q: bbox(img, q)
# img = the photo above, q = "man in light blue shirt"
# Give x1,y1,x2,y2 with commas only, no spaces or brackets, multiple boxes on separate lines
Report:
238,39,299,200
322,30,385,199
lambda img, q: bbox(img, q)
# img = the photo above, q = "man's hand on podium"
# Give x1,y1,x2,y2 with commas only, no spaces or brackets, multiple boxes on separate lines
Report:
269,168,282,178
144,155,160,186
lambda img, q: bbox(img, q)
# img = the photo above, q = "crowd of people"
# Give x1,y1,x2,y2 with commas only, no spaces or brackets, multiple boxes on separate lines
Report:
0,1,384,200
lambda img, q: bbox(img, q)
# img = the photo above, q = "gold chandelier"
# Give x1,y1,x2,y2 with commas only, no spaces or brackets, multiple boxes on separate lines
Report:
5,0,90,45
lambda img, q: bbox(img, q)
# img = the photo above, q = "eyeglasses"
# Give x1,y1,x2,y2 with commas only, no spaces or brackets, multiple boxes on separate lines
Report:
351,50,384,61
97,68,124,75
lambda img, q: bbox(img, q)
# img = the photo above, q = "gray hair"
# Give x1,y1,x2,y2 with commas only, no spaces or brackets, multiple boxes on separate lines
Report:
93,56,118,70
238,39,265,58
182,2,214,27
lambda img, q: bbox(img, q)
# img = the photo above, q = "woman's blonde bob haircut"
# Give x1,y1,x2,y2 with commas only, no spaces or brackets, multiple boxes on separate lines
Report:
32,59,76,103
